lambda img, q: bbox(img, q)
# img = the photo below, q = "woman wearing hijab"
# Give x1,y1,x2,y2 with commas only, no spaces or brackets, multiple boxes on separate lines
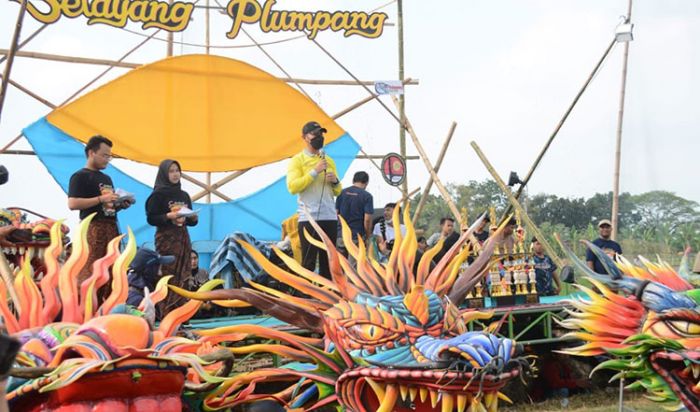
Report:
145,159,198,313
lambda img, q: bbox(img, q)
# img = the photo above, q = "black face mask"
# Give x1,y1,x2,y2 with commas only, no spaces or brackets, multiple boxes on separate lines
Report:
310,135,324,150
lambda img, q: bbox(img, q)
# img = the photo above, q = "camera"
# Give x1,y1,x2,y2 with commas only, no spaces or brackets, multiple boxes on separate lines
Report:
0,165,7,185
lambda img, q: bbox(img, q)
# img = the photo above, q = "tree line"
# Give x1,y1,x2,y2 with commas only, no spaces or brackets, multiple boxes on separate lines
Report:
410,180,700,264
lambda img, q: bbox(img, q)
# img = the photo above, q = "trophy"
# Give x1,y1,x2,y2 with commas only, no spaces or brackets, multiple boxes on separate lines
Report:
503,270,514,296
514,270,527,294
528,267,537,294
490,268,501,296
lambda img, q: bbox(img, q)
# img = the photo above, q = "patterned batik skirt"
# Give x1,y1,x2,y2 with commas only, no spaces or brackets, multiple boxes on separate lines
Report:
78,219,119,304
155,224,192,315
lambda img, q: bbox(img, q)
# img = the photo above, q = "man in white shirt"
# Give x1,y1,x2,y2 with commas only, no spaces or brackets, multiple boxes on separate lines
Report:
373,202,406,258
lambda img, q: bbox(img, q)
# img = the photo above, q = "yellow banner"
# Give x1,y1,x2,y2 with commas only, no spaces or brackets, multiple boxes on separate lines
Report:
47,54,345,172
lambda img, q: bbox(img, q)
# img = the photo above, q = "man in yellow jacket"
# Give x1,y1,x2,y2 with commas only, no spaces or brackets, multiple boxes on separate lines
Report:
287,121,342,279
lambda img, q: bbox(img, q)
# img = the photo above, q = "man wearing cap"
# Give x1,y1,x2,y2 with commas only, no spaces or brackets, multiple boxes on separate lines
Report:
126,247,175,310
287,121,342,279
586,219,623,274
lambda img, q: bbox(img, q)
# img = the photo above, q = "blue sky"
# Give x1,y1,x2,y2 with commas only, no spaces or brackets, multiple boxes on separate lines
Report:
0,0,698,230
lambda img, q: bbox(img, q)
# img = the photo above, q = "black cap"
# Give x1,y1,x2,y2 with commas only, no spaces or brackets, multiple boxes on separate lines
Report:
302,121,327,135
129,247,175,272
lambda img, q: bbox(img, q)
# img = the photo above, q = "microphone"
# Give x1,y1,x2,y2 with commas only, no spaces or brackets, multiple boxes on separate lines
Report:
318,148,326,172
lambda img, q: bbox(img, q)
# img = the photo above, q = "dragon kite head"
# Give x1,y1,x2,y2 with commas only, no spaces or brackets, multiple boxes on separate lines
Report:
559,240,700,412
183,206,529,411
2,216,229,411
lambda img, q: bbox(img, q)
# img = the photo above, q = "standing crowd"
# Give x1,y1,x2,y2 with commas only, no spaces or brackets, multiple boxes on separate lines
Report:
66,121,626,319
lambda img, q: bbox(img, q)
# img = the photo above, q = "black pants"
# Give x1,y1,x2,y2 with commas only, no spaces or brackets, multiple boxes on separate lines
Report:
299,220,338,280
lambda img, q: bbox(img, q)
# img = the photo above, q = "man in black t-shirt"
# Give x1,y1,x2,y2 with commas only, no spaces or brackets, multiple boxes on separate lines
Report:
336,171,374,243
68,136,133,290
586,219,623,274
474,214,490,244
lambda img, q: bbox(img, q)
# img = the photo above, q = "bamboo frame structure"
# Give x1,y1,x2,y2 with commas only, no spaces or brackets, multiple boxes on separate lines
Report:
470,141,564,270
0,0,29,122
0,49,420,87
612,0,634,241
390,95,464,227
0,4,422,213
412,121,457,222
397,0,407,200
500,38,617,224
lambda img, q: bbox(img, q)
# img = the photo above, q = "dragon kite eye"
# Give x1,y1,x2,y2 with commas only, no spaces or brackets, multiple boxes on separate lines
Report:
667,320,700,336
353,324,384,340
346,323,400,345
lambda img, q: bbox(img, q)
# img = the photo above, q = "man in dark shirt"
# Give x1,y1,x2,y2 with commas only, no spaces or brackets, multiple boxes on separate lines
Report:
473,214,490,244
586,219,622,274
336,171,374,244
531,236,561,295
68,136,133,289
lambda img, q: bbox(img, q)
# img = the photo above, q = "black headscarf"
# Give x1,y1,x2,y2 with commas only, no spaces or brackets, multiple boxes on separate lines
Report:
153,159,182,194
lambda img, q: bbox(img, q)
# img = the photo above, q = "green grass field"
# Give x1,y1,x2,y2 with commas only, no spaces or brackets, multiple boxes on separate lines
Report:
502,388,661,412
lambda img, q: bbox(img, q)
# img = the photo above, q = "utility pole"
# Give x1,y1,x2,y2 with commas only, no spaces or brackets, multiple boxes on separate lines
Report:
397,0,408,199
612,0,633,241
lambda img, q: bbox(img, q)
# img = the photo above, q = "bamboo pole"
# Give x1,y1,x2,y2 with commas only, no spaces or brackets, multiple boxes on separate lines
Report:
501,38,617,223
0,0,29,123
471,141,564,269
612,0,633,241
331,78,414,119
0,149,32,155
192,169,249,201
400,187,421,203
166,0,174,56
0,75,56,108
308,35,405,126
356,154,419,160
192,86,417,202
205,172,211,203
181,173,231,201
0,49,420,87
397,0,408,200
0,49,139,68
413,121,457,222
1,28,163,154
0,24,46,66
390,95,463,227
241,28,312,101
205,0,210,55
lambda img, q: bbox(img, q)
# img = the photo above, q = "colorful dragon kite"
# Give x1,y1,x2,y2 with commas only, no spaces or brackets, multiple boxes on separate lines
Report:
559,241,700,412
2,215,230,411
176,207,530,411
0,207,70,280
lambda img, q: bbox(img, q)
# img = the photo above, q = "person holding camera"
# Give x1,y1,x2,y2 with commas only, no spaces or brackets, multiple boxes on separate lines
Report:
68,136,134,289
373,202,406,261
286,121,342,280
